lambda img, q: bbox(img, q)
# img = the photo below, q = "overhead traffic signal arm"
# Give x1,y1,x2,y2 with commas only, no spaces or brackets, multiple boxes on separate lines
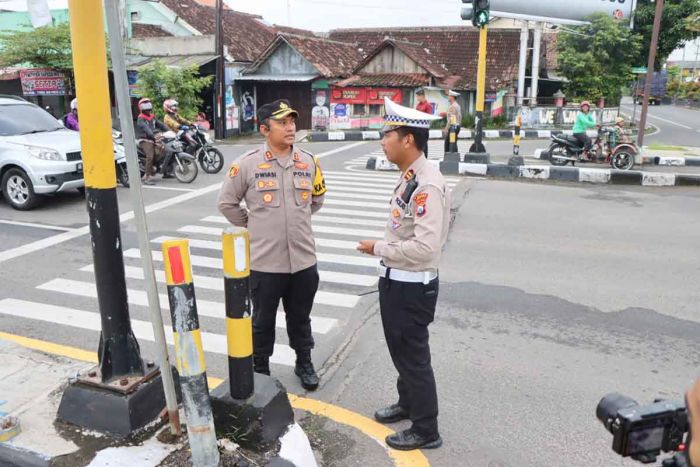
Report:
461,0,490,28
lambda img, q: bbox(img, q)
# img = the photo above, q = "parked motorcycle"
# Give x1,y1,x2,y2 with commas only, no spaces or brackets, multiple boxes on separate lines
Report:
547,127,637,170
113,130,198,186
178,125,224,174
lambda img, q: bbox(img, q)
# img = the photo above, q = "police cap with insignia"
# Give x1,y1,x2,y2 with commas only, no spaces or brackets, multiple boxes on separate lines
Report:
257,99,299,123
382,96,441,133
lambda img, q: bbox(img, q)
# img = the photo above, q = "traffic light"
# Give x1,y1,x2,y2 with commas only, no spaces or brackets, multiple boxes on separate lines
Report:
461,0,490,28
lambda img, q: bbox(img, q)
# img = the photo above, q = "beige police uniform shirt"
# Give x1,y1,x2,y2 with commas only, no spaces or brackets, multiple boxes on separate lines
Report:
217,143,326,274
373,156,451,273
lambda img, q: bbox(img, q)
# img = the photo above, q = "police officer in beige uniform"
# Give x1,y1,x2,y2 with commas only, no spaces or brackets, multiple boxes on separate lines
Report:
358,97,450,451
218,99,327,390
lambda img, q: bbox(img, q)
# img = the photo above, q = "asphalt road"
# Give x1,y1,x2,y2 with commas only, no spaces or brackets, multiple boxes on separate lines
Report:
620,97,700,147
1,140,699,466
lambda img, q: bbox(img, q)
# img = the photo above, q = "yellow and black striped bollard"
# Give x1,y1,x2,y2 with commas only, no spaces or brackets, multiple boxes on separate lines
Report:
222,227,254,399
163,240,219,466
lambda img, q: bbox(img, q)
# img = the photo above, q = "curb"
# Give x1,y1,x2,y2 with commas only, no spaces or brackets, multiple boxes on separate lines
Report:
365,156,700,187
532,149,700,168
306,129,598,142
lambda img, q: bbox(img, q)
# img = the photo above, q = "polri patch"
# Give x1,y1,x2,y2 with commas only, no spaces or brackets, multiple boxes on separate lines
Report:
392,208,401,218
228,164,240,178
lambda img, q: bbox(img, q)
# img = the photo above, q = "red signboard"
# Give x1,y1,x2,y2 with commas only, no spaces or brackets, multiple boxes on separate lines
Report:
20,69,66,96
331,87,402,105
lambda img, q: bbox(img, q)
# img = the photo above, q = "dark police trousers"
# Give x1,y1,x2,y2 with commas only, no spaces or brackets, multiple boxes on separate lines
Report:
250,265,320,357
443,126,461,153
379,276,439,436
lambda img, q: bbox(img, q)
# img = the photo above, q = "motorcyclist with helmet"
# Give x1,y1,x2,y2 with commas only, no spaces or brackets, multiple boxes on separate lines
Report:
163,99,193,132
572,101,598,159
135,98,169,185
63,98,80,131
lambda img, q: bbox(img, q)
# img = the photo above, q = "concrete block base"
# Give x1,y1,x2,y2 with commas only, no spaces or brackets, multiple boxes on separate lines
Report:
56,364,180,438
464,152,491,164
507,156,525,166
210,373,294,450
443,152,461,163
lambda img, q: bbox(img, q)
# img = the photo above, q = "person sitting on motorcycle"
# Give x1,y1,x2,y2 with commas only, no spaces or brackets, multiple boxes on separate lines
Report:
63,98,79,131
163,99,192,132
573,101,597,159
613,117,632,144
136,98,169,185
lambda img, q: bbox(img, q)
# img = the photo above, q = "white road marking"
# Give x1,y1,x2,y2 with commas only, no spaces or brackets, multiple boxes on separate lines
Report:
315,141,368,158
323,198,389,209
318,208,388,219
0,298,296,366
620,106,692,129
0,220,77,232
312,225,384,239
37,278,340,334
122,249,363,307
142,185,196,192
201,215,386,228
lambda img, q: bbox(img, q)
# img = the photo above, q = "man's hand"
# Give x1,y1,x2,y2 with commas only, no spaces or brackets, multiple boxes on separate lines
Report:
687,378,700,466
357,240,377,256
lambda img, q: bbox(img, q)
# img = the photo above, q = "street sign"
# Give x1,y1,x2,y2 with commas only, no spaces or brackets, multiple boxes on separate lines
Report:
632,67,648,74
465,0,637,26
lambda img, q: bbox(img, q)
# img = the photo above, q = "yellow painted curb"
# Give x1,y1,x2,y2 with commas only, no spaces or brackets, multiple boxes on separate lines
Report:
0,332,430,467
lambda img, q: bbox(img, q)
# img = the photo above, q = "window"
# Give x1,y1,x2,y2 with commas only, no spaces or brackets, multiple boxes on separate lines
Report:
369,104,383,116
0,104,63,136
352,104,366,116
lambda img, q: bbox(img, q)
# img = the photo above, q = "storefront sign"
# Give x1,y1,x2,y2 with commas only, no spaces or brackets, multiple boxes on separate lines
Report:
20,69,65,96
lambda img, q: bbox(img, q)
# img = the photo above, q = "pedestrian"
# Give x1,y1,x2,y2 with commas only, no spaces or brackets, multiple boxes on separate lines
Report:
442,90,462,153
64,99,79,131
573,101,597,159
357,97,449,451
217,99,327,391
135,98,168,185
415,89,433,158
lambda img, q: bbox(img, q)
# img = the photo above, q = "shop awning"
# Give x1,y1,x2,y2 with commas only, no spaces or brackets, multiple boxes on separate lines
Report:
236,74,319,82
126,54,219,70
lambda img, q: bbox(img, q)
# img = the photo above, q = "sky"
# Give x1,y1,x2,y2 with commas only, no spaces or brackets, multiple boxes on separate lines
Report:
0,0,465,30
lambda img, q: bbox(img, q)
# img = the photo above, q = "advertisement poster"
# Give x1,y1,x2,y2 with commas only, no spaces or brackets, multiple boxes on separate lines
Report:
127,70,141,98
225,85,239,131
330,103,350,129
20,69,66,96
312,89,330,131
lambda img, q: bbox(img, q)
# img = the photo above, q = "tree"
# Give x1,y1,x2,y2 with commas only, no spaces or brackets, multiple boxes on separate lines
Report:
557,14,642,103
687,11,700,32
136,60,213,120
633,0,700,68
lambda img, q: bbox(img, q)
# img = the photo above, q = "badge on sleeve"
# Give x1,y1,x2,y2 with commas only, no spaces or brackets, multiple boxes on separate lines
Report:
416,205,427,217
312,156,327,196
413,192,428,206
295,162,309,170
392,208,401,218
228,164,240,178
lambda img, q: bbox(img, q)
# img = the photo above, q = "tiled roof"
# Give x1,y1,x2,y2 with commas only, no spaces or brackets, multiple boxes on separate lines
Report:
131,23,173,38
329,26,521,91
354,39,448,78
543,32,559,73
247,34,363,78
336,73,431,87
273,25,317,37
157,0,277,62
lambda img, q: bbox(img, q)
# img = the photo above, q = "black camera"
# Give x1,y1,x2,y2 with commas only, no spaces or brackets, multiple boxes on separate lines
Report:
597,393,688,464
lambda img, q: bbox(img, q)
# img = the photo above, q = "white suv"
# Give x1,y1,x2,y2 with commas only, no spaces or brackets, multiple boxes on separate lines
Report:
0,96,83,210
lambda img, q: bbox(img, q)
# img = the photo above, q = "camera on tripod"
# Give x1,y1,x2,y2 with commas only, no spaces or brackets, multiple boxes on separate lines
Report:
597,393,688,465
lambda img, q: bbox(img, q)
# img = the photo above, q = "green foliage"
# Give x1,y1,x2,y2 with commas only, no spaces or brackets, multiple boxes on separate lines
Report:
0,23,73,70
135,60,213,120
687,10,700,31
633,0,700,68
557,14,642,103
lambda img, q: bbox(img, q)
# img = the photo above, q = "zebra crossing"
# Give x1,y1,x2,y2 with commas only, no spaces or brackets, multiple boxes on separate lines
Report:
344,140,473,167
0,167,461,372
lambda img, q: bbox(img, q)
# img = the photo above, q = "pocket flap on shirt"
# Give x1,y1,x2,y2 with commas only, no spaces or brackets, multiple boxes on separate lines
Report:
254,179,279,191
293,177,312,190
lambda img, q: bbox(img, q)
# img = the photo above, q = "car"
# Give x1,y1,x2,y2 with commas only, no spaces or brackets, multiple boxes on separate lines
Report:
0,95,84,210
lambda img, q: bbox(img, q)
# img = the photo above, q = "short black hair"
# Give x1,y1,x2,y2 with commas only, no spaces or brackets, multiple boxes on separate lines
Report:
394,126,429,151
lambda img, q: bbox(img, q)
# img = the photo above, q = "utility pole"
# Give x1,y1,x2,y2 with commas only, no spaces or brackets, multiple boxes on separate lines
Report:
637,0,665,148
215,0,225,139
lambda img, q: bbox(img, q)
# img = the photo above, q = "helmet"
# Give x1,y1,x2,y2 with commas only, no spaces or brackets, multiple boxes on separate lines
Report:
163,99,179,113
138,98,153,112
580,101,591,110
615,117,625,125
70,98,78,111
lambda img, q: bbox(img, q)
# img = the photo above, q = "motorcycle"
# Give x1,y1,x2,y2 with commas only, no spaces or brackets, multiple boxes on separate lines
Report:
177,125,224,174
113,130,198,186
547,127,637,171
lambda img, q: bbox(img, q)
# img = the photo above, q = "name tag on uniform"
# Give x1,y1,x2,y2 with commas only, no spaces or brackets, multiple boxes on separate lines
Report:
255,171,277,179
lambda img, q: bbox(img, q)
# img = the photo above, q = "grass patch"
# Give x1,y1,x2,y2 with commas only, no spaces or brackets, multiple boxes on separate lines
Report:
648,144,688,151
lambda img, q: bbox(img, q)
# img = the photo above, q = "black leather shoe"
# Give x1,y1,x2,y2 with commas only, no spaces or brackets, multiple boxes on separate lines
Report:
294,356,319,391
386,429,442,451
374,404,410,424
253,356,270,376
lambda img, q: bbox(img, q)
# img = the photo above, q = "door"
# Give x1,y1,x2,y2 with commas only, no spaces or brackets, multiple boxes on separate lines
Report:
256,82,312,129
